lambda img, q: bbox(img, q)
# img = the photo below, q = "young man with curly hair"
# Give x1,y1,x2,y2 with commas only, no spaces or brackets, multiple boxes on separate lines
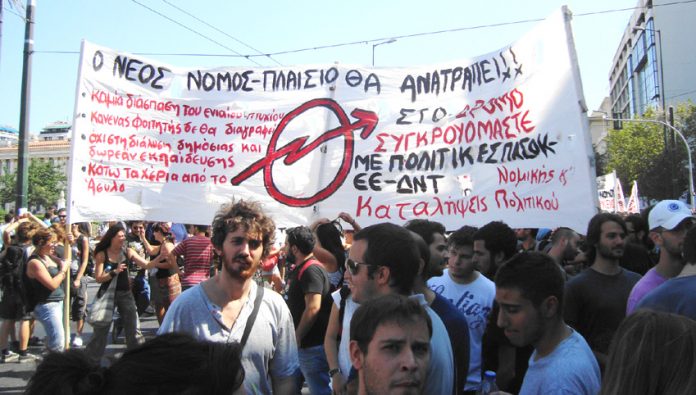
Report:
159,200,298,394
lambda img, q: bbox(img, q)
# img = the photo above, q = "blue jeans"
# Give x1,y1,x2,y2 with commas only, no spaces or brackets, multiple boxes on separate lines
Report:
298,344,331,395
33,301,64,352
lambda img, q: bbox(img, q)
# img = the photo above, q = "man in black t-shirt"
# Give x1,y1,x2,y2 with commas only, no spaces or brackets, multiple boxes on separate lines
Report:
564,213,641,372
285,226,332,395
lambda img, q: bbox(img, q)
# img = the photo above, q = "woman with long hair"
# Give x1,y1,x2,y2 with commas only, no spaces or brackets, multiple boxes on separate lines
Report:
84,224,150,363
145,222,180,323
601,310,696,395
25,227,70,352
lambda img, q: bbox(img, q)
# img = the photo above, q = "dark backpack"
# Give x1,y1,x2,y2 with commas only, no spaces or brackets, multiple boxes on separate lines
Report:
0,246,24,294
19,248,39,313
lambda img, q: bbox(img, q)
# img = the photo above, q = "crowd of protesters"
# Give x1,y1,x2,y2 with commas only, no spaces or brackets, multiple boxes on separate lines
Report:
1,198,696,394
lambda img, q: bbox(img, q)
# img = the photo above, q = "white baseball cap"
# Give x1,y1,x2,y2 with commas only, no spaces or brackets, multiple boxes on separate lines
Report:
648,200,694,230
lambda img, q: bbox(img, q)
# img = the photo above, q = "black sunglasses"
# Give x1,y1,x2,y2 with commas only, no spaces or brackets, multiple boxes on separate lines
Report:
345,258,377,275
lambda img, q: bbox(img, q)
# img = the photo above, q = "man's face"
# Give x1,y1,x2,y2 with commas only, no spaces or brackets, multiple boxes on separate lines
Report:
352,320,430,395
472,240,493,276
515,228,529,241
217,227,264,280
57,210,67,224
562,234,580,261
656,218,694,258
427,233,448,278
496,287,545,348
447,244,475,280
347,239,379,304
625,222,639,244
596,221,626,260
130,222,145,236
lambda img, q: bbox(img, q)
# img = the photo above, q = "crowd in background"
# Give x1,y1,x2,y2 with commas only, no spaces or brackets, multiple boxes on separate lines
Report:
1,199,695,394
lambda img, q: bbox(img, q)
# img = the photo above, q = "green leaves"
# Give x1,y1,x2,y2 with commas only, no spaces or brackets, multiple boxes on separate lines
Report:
0,159,67,210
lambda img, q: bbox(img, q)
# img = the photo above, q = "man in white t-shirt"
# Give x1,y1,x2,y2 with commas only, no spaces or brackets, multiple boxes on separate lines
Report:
428,226,495,393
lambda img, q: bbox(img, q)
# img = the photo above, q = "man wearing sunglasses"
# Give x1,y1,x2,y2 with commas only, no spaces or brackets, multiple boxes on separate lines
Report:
347,223,454,395
626,199,695,314
159,200,299,395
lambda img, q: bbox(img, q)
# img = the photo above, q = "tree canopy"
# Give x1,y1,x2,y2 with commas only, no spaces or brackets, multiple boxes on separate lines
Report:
0,159,67,210
600,102,696,201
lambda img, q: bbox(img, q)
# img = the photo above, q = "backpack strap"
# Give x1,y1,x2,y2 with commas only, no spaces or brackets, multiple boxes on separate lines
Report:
240,284,264,348
297,258,323,281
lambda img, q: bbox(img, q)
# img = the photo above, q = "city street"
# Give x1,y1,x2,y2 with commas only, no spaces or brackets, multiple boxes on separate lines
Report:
0,279,161,394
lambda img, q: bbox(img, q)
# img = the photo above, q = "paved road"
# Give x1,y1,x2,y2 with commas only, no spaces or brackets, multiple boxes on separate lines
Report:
0,279,161,394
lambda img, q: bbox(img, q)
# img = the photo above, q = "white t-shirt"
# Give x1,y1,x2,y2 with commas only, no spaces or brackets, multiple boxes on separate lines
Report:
428,269,495,391
331,289,358,377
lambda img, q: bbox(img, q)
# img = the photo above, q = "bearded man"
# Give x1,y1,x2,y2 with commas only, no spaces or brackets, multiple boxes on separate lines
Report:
159,200,298,395
563,213,640,372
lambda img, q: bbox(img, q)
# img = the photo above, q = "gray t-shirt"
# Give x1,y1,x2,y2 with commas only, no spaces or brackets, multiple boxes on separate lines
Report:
158,281,299,394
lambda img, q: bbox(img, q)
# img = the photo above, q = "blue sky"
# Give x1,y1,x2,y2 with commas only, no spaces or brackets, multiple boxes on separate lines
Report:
0,0,639,133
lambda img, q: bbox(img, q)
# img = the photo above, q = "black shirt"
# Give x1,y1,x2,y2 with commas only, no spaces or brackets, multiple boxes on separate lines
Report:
286,258,332,348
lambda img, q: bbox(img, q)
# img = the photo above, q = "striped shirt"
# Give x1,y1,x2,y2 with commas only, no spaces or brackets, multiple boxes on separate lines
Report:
171,235,214,287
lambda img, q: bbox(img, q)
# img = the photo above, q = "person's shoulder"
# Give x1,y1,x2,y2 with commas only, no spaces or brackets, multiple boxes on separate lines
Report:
431,294,468,327
172,285,205,307
566,269,593,286
547,331,599,377
427,272,448,287
621,268,642,281
304,259,328,275
473,272,495,290
260,285,290,308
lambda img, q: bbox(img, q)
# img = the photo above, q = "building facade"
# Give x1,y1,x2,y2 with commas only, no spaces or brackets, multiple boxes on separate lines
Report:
608,0,696,120
0,123,71,212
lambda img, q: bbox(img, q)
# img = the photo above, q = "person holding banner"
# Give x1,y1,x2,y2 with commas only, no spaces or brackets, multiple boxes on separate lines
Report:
25,228,70,353
84,225,149,363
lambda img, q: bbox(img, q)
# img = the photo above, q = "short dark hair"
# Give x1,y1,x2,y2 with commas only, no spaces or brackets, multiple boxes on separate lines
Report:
25,333,245,395
353,223,420,295
585,213,626,263
286,226,315,255
495,252,565,315
683,227,696,265
127,220,144,228
350,294,432,354
403,219,446,246
625,214,648,235
473,221,517,259
211,200,276,259
195,224,209,233
448,226,477,249
551,227,576,245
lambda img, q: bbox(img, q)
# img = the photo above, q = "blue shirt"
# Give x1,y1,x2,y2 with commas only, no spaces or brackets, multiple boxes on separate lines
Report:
520,329,600,395
636,275,696,320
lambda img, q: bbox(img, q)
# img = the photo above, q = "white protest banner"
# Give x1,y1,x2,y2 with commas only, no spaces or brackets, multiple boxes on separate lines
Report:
68,7,597,232
597,172,618,212
627,180,640,214
615,177,627,213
